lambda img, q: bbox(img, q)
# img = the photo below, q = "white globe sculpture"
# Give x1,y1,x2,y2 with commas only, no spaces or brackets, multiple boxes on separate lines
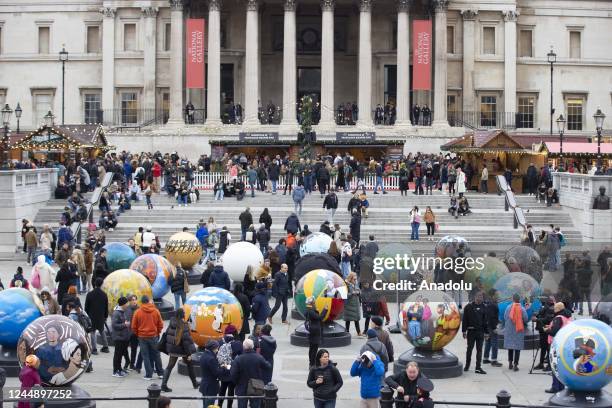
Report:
221,242,265,281
300,232,333,257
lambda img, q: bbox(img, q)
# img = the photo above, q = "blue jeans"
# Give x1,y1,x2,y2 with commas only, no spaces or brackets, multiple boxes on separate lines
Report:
411,222,420,240
260,244,268,257
551,371,565,392
271,180,277,193
138,337,164,378
341,261,351,279
174,291,186,310
484,332,499,361
249,182,255,197
215,189,224,200
294,201,302,214
314,399,336,408
241,226,247,241
375,176,385,192
304,175,312,193
177,195,187,205
238,398,260,408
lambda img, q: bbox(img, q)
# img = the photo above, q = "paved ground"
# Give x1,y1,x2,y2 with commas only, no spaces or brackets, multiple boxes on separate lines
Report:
3,257,608,408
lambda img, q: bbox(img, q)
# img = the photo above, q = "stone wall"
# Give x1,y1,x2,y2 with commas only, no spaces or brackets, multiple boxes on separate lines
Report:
0,169,58,259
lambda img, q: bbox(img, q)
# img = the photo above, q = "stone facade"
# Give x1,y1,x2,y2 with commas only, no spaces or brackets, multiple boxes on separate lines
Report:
0,0,611,152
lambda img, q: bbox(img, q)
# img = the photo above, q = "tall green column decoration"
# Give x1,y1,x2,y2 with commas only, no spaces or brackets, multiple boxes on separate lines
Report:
299,95,314,159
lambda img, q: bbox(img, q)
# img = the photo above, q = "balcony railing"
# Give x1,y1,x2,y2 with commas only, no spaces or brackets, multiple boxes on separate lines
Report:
449,111,523,130
97,109,168,129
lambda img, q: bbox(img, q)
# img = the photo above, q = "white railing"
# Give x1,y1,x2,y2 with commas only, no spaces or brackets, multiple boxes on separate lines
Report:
181,172,402,191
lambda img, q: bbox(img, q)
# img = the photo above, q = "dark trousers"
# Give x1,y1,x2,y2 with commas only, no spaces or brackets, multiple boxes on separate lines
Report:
113,340,129,373
218,381,236,408
269,294,288,321
539,333,550,365
465,330,484,369
318,180,327,195
139,337,164,377
508,349,521,365
309,343,319,367
163,355,197,388
426,222,435,236
345,320,361,334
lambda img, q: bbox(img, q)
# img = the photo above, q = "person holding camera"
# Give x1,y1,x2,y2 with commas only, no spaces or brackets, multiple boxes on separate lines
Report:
350,351,385,408
307,349,343,408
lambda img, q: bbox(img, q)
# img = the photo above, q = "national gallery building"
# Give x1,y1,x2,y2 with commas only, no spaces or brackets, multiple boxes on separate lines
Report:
0,0,610,158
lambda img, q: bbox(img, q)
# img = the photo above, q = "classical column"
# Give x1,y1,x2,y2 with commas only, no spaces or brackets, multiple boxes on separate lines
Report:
395,0,411,125
100,7,116,124
206,0,222,125
461,9,477,113
167,0,184,124
319,0,335,126
142,7,158,113
503,10,518,117
432,0,448,126
243,0,260,125
357,0,373,126
280,0,297,126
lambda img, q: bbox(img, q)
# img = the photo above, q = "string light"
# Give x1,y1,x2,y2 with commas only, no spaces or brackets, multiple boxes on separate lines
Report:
9,124,111,152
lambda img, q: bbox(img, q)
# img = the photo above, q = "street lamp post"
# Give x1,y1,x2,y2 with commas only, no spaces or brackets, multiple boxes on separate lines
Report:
1,104,13,167
59,47,69,125
556,114,566,169
547,47,557,135
593,107,606,166
15,103,22,133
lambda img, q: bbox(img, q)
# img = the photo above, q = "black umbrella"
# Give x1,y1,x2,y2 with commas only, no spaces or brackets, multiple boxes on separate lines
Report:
294,253,342,282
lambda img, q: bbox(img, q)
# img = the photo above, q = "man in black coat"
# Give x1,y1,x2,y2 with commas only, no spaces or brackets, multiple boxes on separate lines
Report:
239,208,254,241
200,340,228,408
323,191,338,224
268,264,290,324
461,291,488,374
533,296,555,370
483,289,502,367
526,163,539,196
316,165,330,197
231,338,272,408
284,213,301,235
268,162,280,194
93,248,109,282
85,277,110,354
256,224,271,257
349,210,362,244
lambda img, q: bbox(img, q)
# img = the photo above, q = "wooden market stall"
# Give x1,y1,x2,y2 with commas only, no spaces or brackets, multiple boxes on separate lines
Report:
441,130,545,192
9,124,111,163
535,141,612,172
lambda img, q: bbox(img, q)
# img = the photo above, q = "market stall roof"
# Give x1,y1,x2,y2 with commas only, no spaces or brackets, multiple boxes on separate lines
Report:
9,124,111,151
441,130,532,153
536,141,612,156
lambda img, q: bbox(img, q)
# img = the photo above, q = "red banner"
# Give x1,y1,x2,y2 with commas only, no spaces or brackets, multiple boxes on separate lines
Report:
412,20,432,90
186,19,205,89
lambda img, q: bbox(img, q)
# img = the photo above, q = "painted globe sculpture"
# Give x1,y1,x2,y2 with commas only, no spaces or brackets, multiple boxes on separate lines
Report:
550,319,612,392
102,269,153,314
0,288,44,347
434,235,472,260
465,256,509,295
300,232,333,257
399,290,461,351
221,242,264,282
503,246,543,283
294,269,348,321
494,272,542,321
164,232,203,269
130,254,176,299
183,287,244,347
17,315,91,387
376,243,415,283
593,295,612,325
103,242,137,273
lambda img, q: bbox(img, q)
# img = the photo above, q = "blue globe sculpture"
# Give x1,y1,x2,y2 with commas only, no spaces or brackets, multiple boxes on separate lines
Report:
130,254,175,299
104,242,137,273
0,288,44,347
494,272,542,321
550,319,612,392
300,232,333,257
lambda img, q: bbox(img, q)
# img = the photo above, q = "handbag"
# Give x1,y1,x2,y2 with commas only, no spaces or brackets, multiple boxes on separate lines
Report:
435,223,440,232
246,378,265,396
157,332,168,355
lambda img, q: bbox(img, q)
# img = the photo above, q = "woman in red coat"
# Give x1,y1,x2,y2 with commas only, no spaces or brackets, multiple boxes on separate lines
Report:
18,355,41,408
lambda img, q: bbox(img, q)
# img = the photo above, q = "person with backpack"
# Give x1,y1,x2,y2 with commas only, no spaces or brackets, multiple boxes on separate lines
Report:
251,282,271,326
169,262,189,310
360,329,389,374
85,278,110,355
258,324,277,385
161,308,198,392
323,191,338,224
111,297,131,377
217,325,243,408
256,224,270,257
209,263,231,291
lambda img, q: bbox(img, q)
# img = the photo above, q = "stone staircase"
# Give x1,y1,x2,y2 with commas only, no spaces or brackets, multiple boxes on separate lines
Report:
34,191,582,255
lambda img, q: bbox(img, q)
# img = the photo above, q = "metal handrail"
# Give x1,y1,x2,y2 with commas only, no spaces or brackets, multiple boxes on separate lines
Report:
71,172,113,244
496,174,527,229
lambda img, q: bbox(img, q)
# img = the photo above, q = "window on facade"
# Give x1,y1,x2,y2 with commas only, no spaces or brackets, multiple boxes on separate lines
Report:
120,92,138,124
83,93,101,124
391,21,397,50
38,27,50,54
220,18,228,49
33,92,53,125
448,95,458,125
446,26,455,54
480,95,497,127
164,23,171,51
519,30,532,57
86,26,100,53
517,96,535,128
123,23,137,51
566,97,584,130
0,26,3,54
569,31,581,59
0,91,6,107
482,27,495,55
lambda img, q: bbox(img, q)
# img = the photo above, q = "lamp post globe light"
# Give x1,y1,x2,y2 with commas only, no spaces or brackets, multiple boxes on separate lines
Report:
59,46,69,125
14,103,22,133
556,114,566,167
547,47,557,136
1,103,13,166
593,108,605,166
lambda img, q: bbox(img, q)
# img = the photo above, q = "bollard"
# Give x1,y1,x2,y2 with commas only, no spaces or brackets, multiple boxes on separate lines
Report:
496,389,511,408
0,366,5,408
513,215,518,229
147,383,161,408
379,386,395,408
263,382,278,408
505,197,509,211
